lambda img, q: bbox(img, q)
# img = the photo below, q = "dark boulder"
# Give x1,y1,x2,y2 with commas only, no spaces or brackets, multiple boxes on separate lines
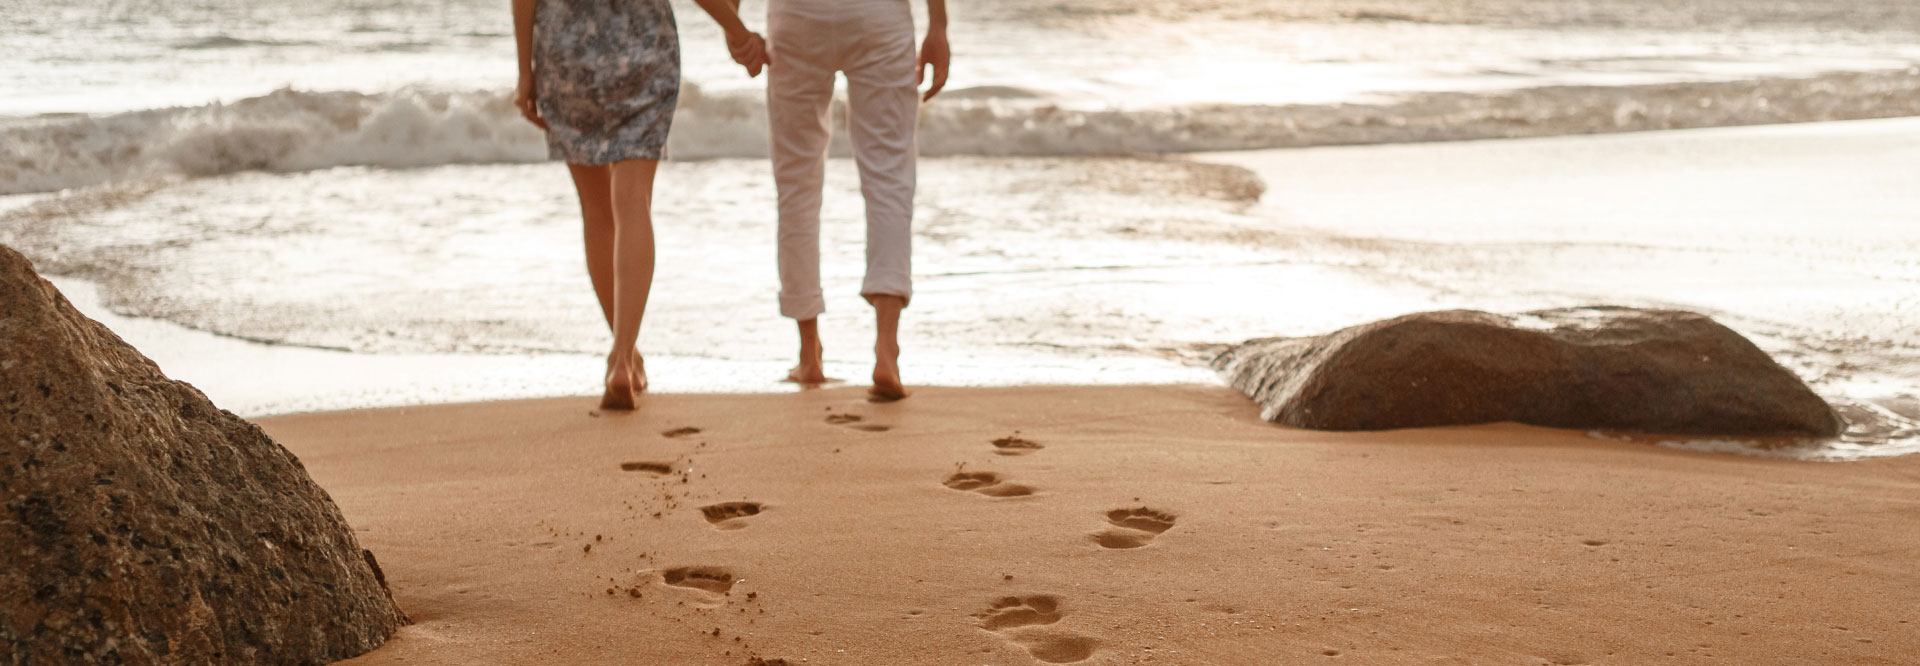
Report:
1,244,405,664
1214,307,1841,436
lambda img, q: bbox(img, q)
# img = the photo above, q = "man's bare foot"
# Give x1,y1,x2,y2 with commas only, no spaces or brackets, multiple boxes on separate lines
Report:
601,354,638,411
786,349,834,386
786,364,834,386
869,341,909,402
785,319,834,386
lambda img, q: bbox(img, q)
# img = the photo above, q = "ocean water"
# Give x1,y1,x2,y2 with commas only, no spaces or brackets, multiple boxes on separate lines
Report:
2,0,1917,458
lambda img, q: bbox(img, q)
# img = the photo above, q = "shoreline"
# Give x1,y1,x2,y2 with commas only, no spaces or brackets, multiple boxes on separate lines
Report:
263,385,1920,665
60,271,1912,462
49,275,1214,417
31,117,1920,460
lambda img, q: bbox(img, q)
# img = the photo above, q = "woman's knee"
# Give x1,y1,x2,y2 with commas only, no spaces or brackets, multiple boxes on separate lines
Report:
607,159,660,209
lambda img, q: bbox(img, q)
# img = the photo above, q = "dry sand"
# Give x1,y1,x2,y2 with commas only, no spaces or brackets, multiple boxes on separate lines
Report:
260,385,1919,665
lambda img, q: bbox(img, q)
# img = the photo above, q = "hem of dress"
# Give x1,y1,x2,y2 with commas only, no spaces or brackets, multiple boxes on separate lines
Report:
549,149,671,166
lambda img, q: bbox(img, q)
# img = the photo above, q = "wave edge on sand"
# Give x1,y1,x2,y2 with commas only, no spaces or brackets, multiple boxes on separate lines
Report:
7,66,1920,195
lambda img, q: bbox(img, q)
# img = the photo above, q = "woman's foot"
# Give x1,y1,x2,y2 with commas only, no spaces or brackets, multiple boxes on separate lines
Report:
631,348,649,394
601,352,640,411
869,341,909,402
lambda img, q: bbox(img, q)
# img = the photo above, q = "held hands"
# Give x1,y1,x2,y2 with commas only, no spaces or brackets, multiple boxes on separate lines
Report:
727,29,770,77
917,28,949,102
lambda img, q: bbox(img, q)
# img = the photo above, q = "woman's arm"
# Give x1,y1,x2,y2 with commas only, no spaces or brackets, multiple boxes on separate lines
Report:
692,0,768,76
511,0,545,128
691,0,749,37
513,0,537,83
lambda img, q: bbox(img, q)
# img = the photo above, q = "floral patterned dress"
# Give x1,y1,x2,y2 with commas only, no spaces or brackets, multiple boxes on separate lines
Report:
533,0,680,164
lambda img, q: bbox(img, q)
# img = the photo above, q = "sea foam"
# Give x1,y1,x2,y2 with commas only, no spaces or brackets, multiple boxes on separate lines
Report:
5,67,1919,196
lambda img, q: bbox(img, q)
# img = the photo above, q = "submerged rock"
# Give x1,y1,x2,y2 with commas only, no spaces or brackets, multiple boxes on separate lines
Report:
1,244,405,663
1214,307,1841,436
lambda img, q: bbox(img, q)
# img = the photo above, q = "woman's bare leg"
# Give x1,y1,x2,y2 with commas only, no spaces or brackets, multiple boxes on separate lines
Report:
594,159,659,410
569,163,645,385
570,163,648,407
867,294,908,401
568,164,617,326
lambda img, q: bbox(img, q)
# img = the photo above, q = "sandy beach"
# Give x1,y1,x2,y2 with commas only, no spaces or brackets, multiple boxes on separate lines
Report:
261,385,1920,665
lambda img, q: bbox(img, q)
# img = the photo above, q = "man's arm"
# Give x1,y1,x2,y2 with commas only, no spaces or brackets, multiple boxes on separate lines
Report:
918,0,949,101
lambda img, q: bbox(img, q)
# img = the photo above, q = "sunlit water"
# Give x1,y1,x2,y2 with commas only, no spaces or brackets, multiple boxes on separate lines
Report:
9,0,1920,115
2,0,1917,458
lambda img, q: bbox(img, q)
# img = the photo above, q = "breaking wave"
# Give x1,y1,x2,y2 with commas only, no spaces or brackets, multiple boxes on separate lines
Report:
5,66,1920,195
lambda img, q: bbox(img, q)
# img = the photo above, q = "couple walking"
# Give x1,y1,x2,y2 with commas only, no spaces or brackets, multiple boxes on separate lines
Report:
511,0,949,409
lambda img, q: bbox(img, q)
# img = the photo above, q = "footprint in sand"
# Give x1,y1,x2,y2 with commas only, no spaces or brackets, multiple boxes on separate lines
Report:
826,413,890,432
1094,507,1176,549
619,461,674,475
1017,634,1100,664
699,501,763,530
977,595,1062,630
991,436,1044,456
976,595,1099,663
943,471,1035,498
662,426,702,438
661,566,736,595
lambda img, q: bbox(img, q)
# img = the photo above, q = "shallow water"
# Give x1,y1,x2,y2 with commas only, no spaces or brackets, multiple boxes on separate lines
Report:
9,1,1920,197
6,120,1918,458
10,0,1920,193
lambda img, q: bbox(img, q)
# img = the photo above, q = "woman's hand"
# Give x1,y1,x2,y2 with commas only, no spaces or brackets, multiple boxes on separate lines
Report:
727,29,770,77
693,0,766,77
514,76,547,130
511,0,543,128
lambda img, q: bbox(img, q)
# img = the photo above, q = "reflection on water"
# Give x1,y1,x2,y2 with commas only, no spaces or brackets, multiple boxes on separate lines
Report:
8,0,1920,116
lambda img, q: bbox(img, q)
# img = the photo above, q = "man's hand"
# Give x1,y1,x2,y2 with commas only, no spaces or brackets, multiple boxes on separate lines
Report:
916,28,949,102
514,76,547,130
727,29,770,77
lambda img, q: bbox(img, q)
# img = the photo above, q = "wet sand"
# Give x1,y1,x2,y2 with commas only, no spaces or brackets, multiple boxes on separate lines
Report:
261,385,1920,665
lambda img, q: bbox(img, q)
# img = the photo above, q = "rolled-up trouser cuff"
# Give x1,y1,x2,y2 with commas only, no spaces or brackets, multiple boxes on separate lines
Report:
781,291,827,321
859,279,911,309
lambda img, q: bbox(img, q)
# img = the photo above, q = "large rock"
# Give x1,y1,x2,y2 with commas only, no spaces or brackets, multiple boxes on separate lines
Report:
1,244,405,664
1214,307,1842,436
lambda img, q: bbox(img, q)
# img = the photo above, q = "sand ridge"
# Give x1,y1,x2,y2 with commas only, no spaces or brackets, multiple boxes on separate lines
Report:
259,385,1920,665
